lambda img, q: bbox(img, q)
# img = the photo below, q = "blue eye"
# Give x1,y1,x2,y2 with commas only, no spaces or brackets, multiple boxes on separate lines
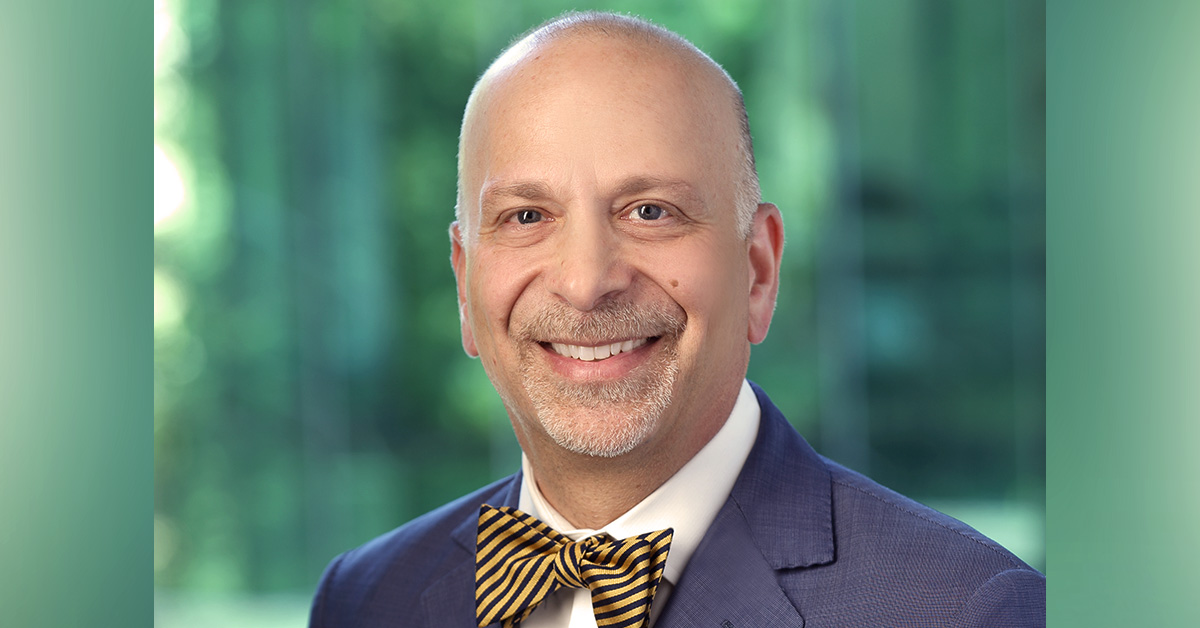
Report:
515,210,542,224
634,204,666,220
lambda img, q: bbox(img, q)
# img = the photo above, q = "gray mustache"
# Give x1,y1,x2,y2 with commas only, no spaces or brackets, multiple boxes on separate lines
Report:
514,301,685,345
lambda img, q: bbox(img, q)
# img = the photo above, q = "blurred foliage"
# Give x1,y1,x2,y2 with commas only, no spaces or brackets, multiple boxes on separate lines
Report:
154,0,1045,602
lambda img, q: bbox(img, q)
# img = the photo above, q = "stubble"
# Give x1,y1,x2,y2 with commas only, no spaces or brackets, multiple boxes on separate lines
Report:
513,300,685,457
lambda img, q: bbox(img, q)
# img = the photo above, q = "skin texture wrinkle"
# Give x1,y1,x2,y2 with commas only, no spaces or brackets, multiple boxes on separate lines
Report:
450,12,785,530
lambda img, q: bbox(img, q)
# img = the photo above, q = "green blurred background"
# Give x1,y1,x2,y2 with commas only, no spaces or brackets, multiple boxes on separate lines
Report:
153,0,1045,624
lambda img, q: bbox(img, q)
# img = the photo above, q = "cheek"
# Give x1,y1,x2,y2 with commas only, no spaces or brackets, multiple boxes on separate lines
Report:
654,242,749,335
470,249,540,336
653,238,744,293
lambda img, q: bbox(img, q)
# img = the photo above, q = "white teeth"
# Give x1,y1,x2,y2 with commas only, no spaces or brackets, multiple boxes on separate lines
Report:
549,337,649,361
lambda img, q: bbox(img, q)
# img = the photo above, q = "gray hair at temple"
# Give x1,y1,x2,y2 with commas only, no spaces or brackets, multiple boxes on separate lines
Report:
454,11,761,238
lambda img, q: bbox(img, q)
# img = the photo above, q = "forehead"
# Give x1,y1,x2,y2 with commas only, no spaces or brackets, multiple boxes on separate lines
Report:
460,36,740,209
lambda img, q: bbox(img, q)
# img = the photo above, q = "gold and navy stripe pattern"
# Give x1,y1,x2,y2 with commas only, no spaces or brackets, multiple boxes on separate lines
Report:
475,504,673,628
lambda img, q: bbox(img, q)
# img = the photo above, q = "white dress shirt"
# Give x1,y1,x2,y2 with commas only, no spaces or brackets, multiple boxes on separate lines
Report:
515,379,761,628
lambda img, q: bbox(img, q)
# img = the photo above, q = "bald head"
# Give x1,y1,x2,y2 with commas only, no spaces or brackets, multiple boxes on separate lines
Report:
455,11,760,237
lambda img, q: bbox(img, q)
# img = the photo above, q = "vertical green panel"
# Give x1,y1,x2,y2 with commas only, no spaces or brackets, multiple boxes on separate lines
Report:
1048,0,1200,625
0,1,151,626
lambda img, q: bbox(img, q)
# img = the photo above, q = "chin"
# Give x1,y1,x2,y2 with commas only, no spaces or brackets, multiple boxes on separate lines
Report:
522,361,679,459
536,403,661,458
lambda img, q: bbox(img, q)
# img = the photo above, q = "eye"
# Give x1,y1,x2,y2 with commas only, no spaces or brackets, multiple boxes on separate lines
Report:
512,209,543,225
631,204,667,221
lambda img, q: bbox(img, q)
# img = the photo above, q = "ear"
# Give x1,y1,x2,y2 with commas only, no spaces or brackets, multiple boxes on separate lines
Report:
747,203,784,344
449,221,479,357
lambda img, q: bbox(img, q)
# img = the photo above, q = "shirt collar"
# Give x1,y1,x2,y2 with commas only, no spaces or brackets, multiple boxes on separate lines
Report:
519,379,761,584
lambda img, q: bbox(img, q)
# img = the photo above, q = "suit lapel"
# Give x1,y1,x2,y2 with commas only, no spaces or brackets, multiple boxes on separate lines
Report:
731,383,835,570
657,383,835,627
419,559,482,628
655,498,805,628
418,473,522,628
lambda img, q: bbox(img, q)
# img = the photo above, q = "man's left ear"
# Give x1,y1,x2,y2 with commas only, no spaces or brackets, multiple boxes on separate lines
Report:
747,203,784,344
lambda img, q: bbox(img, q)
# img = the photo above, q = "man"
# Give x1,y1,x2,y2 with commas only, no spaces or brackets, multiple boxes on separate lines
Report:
310,11,1045,628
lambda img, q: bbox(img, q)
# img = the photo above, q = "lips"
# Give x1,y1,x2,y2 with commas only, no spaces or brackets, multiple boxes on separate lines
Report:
547,337,650,362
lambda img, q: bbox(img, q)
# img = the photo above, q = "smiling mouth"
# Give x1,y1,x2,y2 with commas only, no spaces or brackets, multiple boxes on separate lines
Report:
542,337,653,362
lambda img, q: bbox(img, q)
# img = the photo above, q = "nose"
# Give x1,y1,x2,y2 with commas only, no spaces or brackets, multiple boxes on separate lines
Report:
546,213,632,311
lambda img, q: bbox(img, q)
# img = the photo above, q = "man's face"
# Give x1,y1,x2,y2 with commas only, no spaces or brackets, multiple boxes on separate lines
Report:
452,38,780,460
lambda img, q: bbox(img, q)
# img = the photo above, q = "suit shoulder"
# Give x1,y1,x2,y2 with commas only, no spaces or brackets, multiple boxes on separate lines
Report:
781,458,1044,626
309,474,516,627
823,456,1037,574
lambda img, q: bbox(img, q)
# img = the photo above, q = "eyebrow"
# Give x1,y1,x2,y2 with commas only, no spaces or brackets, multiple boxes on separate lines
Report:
479,181,555,217
611,176,705,208
479,176,705,215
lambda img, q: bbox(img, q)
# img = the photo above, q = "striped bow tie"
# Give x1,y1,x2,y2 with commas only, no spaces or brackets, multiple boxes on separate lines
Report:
475,504,673,628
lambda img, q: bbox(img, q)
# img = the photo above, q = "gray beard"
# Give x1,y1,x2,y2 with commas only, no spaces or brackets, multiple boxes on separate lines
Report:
522,345,679,457
513,300,685,458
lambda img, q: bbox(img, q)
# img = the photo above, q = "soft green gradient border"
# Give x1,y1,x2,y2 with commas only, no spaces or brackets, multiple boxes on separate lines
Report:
1048,0,1200,625
4,0,1199,624
0,2,150,626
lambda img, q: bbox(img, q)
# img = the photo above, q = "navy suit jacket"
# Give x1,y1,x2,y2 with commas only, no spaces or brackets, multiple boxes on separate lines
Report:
310,383,1045,627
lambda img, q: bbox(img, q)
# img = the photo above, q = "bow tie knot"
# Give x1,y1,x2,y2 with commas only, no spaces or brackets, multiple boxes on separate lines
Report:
552,532,612,588
475,505,673,628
